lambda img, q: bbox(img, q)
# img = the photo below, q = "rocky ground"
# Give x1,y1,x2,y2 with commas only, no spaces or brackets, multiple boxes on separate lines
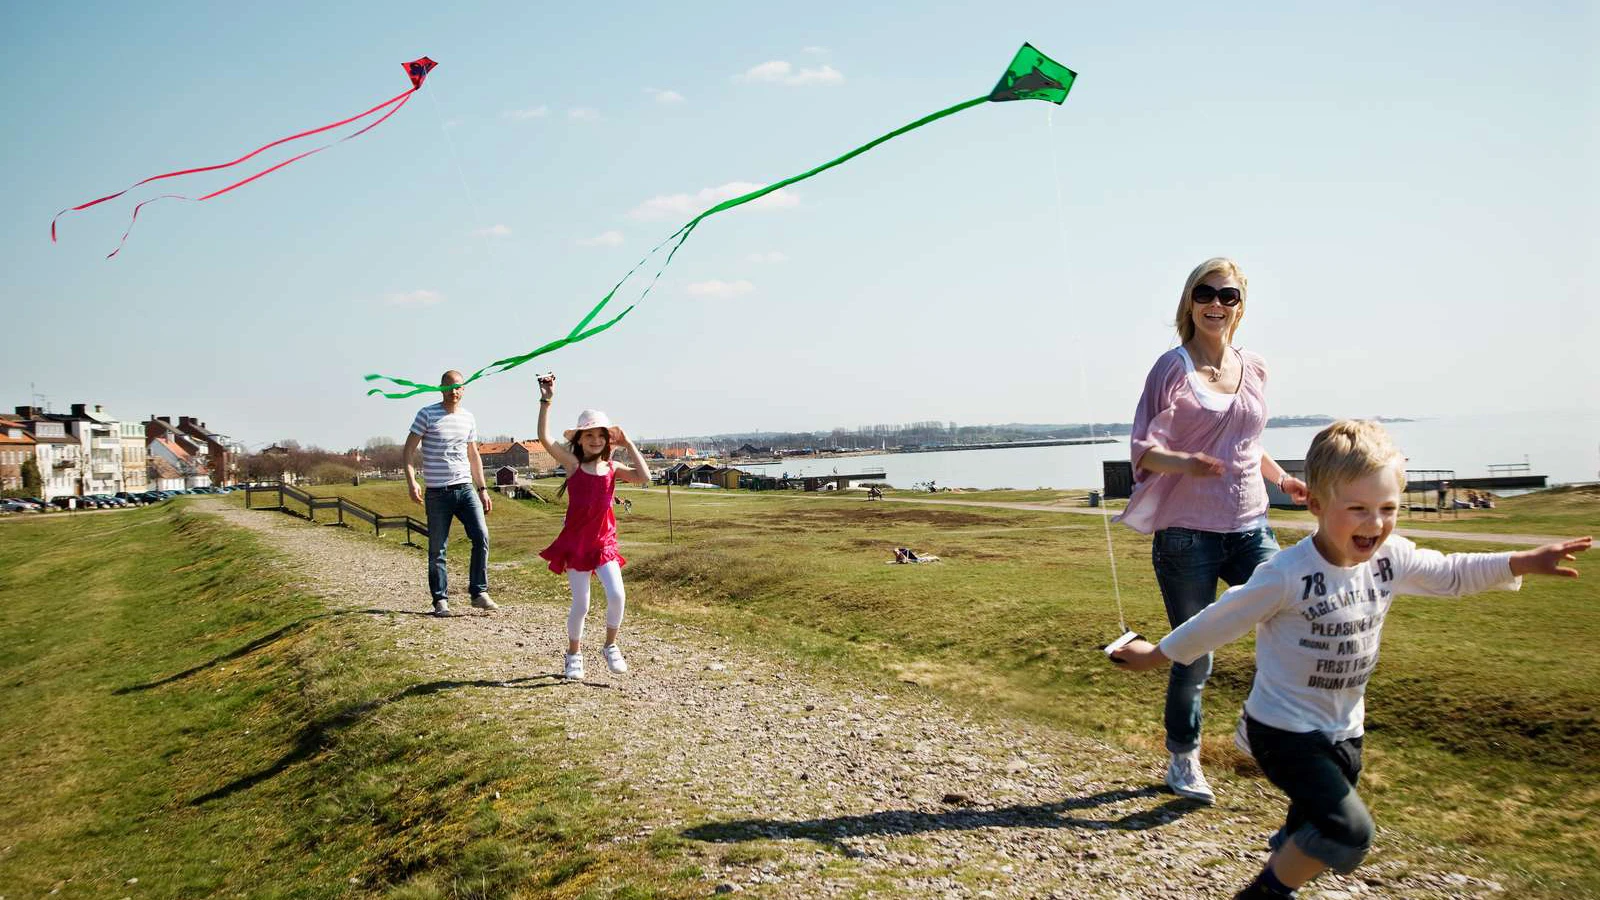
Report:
203,500,1513,899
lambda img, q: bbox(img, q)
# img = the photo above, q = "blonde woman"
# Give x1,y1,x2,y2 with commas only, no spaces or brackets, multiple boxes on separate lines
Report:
1120,258,1309,803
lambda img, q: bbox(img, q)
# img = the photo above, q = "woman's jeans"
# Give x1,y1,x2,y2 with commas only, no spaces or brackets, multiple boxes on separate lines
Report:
1151,525,1279,753
425,484,489,602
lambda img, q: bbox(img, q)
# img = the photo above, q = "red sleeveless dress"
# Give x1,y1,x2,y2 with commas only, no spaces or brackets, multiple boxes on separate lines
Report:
539,465,626,574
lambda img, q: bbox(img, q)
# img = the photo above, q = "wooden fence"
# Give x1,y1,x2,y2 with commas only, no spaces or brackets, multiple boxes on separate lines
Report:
244,482,428,545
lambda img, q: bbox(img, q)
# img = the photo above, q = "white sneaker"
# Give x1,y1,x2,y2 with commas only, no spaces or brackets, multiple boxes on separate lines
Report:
563,653,585,680
602,643,629,674
1165,750,1216,804
432,599,451,617
471,592,498,610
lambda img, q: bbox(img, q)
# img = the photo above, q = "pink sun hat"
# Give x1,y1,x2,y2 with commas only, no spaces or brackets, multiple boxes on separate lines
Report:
563,408,623,443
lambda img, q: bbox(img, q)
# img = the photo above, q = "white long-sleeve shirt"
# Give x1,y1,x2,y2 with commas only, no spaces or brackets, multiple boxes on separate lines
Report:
1159,534,1520,741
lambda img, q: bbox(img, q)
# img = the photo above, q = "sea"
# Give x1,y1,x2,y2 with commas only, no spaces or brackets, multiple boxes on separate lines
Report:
737,409,1600,492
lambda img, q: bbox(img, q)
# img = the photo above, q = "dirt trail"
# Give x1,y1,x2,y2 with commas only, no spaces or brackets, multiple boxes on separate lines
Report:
201,499,1511,899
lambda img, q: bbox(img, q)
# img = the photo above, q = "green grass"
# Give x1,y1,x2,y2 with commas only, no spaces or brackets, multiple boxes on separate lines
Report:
227,480,1600,894
0,503,700,898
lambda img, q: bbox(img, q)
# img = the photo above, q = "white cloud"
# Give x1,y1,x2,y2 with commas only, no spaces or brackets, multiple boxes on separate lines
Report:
568,107,601,121
802,46,829,55
627,181,800,221
502,105,549,120
473,224,512,238
383,290,445,307
736,60,844,86
747,251,788,264
686,279,755,299
577,230,625,247
646,87,685,104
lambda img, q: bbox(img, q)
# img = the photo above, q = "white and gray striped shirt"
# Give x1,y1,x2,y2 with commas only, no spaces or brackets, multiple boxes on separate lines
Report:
409,403,478,487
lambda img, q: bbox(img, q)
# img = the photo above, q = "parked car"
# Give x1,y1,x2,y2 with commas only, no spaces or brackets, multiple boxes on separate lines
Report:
115,491,144,505
2,499,37,513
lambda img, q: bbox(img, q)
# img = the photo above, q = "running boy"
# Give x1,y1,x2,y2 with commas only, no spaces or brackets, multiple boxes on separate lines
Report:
1111,420,1589,898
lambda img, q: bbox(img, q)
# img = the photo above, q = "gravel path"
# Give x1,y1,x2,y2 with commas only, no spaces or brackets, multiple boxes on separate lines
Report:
201,500,1512,899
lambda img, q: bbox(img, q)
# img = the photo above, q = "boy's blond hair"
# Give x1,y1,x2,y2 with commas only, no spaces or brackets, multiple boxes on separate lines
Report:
1304,420,1407,504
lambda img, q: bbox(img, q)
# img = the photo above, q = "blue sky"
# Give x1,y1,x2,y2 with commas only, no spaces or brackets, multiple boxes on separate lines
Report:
3,1,1594,449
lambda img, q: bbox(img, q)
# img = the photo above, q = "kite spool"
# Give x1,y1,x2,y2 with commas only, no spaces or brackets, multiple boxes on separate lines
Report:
1103,630,1142,658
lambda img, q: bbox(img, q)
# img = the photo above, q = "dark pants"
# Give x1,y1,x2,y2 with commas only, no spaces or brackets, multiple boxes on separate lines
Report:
1247,716,1374,874
1151,526,1279,752
425,484,489,602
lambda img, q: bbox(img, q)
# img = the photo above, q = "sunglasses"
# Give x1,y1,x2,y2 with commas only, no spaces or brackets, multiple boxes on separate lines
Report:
1191,285,1242,307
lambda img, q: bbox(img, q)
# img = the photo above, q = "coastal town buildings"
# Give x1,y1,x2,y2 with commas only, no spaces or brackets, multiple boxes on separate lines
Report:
2,403,250,498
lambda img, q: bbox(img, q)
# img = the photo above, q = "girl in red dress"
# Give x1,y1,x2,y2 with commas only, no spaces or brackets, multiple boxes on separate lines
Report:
536,374,653,680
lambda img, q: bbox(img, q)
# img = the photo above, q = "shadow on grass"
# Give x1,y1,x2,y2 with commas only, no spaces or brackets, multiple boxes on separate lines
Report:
115,609,426,694
190,673,589,805
681,786,1200,853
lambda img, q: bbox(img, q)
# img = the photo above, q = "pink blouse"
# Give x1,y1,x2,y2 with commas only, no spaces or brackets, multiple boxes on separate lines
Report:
1118,347,1271,535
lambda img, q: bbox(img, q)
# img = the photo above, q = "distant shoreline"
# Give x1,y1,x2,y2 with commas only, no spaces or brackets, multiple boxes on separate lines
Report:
648,416,1416,454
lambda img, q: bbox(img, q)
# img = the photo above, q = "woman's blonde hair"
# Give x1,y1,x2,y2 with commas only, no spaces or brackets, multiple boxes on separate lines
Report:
1304,420,1408,504
1175,257,1248,344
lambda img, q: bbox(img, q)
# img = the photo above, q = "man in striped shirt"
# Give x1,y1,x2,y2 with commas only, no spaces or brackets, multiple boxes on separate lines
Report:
404,370,495,617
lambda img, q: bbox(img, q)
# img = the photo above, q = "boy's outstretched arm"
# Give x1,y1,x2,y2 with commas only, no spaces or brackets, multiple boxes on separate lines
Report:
1510,537,1591,578
1109,639,1170,672
1111,566,1290,672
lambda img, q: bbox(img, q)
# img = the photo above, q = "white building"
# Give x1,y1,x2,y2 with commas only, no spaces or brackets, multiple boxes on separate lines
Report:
57,403,121,496
10,407,83,500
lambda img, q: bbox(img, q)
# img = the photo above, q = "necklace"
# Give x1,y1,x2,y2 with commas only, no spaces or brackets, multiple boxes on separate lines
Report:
1193,346,1230,382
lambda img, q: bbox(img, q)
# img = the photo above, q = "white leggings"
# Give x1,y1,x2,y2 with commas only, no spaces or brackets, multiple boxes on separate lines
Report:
566,560,626,643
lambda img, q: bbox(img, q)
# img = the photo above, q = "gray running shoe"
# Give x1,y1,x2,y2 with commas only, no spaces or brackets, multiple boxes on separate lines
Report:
1165,750,1216,804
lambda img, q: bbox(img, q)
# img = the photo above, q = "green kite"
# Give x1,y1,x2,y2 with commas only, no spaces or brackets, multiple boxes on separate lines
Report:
365,42,1076,398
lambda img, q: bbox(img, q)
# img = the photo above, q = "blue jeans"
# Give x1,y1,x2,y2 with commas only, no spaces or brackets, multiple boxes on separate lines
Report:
425,484,489,602
1151,525,1279,753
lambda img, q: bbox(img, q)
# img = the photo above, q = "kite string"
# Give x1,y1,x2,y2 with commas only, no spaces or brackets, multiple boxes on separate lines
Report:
1046,106,1127,634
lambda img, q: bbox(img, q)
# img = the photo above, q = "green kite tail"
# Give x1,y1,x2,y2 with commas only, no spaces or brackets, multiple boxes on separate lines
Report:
364,42,1076,399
